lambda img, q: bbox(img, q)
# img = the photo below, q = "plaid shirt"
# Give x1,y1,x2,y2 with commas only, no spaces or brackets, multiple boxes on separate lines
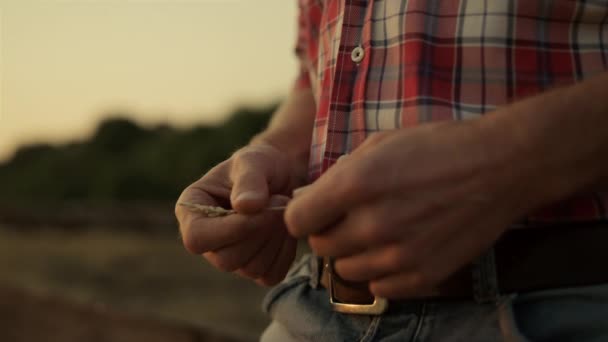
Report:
295,0,608,225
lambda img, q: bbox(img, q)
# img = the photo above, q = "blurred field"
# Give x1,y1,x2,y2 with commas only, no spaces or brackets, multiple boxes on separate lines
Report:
0,226,274,341
0,285,242,342
0,106,292,341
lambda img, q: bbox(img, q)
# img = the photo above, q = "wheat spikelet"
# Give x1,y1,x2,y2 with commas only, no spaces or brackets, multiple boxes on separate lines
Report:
179,201,287,217
178,202,236,217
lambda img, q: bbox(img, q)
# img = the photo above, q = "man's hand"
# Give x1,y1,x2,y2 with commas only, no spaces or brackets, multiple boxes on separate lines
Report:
285,119,543,299
176,143,301,286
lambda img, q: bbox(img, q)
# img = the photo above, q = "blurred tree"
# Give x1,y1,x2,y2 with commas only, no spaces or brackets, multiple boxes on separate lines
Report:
90,117,152,154
0,105,275,204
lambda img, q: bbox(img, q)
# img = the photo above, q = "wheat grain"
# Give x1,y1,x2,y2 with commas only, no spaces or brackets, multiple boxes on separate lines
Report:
178,202,236,217
179,201,287,217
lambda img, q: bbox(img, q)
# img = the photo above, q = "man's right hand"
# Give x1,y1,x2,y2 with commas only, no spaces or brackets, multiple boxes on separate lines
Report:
175,143,301,286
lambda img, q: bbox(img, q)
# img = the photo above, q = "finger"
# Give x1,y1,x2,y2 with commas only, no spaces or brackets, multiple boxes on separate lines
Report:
230,146,289,214
284,165,348,238
285,155,374,238
308,196,446,257
237,196,291,277
176,169,234,250
333,243,420,283
307,207,375,258
333,206,474,282
257,235,298,287
230,155,269,214
204,225,271,272
369,220,503,299
239,225,286,278
177,160,235,205
180,207,281,254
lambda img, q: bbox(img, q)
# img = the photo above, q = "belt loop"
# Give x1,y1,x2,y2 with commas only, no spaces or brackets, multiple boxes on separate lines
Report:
471,247,500,304
308,254,323,289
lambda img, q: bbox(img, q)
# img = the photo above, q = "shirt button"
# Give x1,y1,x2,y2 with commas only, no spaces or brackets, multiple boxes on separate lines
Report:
351,46,365,63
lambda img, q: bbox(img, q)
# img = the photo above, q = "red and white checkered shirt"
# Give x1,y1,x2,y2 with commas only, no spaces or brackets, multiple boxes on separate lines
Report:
294,0,608,225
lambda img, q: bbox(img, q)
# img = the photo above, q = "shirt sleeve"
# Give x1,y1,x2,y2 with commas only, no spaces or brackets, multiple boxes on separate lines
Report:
292,0,316,91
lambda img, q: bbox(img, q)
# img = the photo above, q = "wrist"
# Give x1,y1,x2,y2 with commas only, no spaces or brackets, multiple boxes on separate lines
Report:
478,82,608,209
472,114,551,214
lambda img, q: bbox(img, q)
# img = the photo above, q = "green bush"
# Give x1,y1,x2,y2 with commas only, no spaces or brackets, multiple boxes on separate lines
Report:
0,105,275,203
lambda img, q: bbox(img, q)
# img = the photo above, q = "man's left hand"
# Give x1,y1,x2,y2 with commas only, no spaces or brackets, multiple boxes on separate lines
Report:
285,119,542,299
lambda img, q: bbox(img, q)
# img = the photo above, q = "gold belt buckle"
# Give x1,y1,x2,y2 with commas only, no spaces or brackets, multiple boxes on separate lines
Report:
326,257,388,315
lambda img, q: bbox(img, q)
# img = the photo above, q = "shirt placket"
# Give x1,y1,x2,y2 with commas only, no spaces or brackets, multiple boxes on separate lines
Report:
323,0,372,173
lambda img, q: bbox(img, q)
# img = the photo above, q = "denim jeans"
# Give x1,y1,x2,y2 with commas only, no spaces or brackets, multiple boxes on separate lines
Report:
260,253,608,342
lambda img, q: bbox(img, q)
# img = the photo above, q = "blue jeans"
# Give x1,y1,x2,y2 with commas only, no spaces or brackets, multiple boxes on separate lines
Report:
260,253,608,341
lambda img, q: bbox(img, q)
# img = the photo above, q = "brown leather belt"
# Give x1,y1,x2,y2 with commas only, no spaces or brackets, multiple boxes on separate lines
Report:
320,222,608,311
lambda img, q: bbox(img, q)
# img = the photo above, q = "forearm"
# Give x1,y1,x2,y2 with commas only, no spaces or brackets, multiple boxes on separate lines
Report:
251,87,316,182
481,72,608,207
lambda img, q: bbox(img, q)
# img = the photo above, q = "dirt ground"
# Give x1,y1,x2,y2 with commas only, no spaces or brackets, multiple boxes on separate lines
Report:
0,226,281,341
0,285,242,342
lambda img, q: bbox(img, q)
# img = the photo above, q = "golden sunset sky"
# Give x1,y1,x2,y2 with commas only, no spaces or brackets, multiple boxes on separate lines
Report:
0,0,298,161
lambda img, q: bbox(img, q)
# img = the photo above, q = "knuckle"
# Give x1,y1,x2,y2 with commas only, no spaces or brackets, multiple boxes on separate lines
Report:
232,148,264,167
231,147,247,160
230,150,249,170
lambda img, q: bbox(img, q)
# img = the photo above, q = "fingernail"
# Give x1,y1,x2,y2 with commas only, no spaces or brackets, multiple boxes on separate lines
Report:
235,191,264,203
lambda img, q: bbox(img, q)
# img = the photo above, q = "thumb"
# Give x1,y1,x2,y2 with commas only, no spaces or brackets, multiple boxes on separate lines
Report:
230,153,271,214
